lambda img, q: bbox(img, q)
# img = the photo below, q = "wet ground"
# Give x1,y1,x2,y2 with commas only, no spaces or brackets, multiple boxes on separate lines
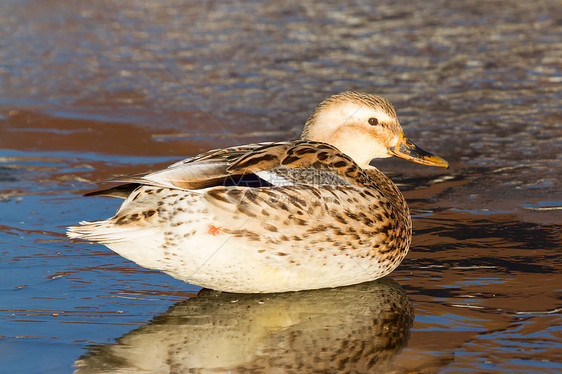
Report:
1,0,561,373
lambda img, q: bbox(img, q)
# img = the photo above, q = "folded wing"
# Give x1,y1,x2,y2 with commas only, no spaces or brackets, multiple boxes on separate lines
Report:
86,140,372,197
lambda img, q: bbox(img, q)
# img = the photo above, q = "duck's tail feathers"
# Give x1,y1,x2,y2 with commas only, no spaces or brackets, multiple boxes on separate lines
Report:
66,220,153,244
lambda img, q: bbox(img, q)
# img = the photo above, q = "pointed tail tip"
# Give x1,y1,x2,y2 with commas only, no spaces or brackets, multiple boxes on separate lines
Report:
65,220,150,244
66,221,96,240
66,225,84,240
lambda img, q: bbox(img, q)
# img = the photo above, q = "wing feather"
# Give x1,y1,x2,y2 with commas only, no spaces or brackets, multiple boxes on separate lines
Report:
84,140,371,197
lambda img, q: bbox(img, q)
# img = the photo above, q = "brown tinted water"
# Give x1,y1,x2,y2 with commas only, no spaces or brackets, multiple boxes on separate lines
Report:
1,0,561,373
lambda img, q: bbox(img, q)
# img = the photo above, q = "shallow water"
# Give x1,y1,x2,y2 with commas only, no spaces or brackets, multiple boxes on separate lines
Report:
1,0,561,373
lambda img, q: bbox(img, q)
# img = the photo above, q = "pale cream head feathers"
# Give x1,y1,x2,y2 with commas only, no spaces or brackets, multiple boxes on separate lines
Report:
301,91,403,168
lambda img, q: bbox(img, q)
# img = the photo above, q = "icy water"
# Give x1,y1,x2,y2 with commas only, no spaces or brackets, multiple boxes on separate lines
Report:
1,0,561,373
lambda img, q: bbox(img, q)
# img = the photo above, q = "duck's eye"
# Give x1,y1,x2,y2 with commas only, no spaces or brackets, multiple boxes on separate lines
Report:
368,117,379,126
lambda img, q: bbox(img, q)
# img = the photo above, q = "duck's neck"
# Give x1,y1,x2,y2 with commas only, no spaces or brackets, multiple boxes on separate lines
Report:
304,126,392,169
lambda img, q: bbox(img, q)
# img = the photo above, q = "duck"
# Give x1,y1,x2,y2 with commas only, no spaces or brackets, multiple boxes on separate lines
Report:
67,91,448,293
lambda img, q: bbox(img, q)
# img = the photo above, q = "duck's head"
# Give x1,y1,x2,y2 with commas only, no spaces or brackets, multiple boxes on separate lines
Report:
301,91,448,169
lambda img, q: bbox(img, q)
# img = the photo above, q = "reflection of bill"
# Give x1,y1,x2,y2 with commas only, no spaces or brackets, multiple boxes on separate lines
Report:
74,278,413,373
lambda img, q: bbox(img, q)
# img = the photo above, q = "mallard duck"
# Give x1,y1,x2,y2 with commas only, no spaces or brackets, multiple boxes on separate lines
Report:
67,91,448,293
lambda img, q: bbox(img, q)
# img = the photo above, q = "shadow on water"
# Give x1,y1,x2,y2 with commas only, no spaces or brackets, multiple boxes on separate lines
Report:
74,278,420,373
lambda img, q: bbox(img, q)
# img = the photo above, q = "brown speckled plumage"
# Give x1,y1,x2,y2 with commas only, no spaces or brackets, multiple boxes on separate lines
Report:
67,91,447,293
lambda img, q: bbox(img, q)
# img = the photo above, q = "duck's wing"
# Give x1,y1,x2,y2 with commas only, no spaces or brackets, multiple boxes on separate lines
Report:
225,140,371,186
86,141,371,197
86,142,276,197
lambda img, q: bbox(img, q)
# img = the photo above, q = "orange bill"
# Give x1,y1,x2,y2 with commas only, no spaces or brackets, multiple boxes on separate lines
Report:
389,137,449,168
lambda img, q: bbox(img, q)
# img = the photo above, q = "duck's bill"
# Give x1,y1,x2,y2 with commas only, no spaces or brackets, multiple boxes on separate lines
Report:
389,137,449,168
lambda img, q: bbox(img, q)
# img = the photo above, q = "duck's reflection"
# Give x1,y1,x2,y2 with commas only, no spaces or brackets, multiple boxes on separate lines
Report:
75,277,413,373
